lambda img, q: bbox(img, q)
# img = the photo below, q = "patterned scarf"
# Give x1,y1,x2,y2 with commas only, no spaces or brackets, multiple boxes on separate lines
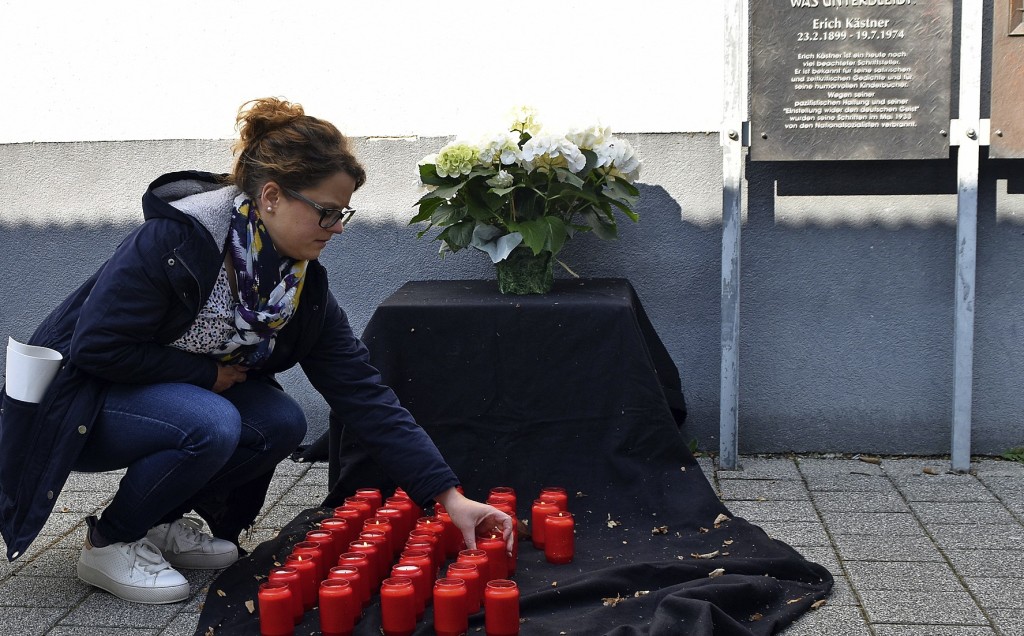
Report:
214,195,307,367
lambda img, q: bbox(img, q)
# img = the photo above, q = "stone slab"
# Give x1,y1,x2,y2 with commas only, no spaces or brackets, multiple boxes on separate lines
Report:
928,523,1024,551
858,590,987,625
820,512,924,537
754,521,831,547
811,491,910,513
717,457,802,481
58,592,180,629
832,533,944,562
964,577,1024,609
843,561,964,591
944,549,1024,578
909,502,1017,526
0,575,90,607
0,607,66,636
871,626,997,636
778,602,871,635
718,479,811,502
724,500,819,523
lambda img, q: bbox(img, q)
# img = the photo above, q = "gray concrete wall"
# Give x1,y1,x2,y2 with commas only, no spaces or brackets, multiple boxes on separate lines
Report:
2,135,1023,455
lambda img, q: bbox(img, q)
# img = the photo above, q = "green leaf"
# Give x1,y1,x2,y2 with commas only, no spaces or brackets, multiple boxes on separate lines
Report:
542,216,568,255
444,220,476,248
418,163,447,186
431,203,464,227
420,180,469,203
410,197,445,224
554,168,586,189
581,209,618,240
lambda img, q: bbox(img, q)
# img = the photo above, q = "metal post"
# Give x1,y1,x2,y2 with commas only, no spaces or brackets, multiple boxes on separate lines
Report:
720,0,747,470
951,0,984,472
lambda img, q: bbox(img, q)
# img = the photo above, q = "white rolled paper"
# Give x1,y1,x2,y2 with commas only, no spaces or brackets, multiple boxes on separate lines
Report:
5,337,63,403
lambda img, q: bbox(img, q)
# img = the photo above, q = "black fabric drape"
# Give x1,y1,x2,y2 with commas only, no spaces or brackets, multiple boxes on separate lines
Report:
197,280,830,635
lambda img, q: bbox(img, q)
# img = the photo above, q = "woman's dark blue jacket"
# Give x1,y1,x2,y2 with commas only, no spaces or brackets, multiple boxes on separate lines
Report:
0,171,458,561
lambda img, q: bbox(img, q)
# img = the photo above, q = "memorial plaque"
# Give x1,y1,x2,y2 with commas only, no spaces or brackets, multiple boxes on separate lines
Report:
750,0,954,161
990,0,1024,158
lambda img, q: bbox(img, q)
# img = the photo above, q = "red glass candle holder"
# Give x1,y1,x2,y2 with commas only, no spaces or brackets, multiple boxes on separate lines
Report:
336,553,373,608
435,510,465,558
319,579,356,636
344,496,373,524
397,549,434,603
347,540,381,588
433,578,469,636
456,549,492,585
283,553,318,611
530,499,560,549
333,505,364,530
483,579,520,636
291,541,326,582
328,566,367,614
488,487,517,514
391,563,426,620
385,496,416,536
374,507,408,550
268,566,304,625
357,530,391,580
306,530,338,572
544,511,575,564
355,487,383,511
258,581,295,636
404,538,438,578
363,518,395,558
380,577,417,636
446,561,482,613
475,532,507,582
321,518,353,555
539,486,568,512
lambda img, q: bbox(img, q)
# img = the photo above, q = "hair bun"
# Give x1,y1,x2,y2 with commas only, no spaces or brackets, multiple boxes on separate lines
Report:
235,97,306,147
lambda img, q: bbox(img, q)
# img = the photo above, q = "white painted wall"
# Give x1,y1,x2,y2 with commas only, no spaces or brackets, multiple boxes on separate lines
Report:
0,0,724,143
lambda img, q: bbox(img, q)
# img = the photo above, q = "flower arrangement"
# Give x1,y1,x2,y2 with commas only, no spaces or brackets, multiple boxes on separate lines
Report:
411,107,642,290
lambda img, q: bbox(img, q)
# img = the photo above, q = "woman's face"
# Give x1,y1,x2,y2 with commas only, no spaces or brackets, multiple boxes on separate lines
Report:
258,171,357,261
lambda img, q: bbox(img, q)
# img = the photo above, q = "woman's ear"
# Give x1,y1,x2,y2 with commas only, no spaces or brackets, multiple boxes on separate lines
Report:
258,181,282,213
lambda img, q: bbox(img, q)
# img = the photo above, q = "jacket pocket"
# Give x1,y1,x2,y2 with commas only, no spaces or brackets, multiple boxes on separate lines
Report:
0,391,41,492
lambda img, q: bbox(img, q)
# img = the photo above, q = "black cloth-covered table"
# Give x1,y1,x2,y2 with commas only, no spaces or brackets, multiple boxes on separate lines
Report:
197,279,831,635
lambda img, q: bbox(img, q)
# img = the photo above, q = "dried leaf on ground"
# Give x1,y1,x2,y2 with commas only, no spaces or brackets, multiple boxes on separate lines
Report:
786,598,802,605
749,613,763,621
811,599,827,609
858,455,882,465
713,514,731,528
205,628,215,636
691,550,720,559
708,568,725,578
634,590,650,597
603,594,624,607
216,589,226,597
922,467,939,475
576,491,588,498
723,539,734,546
699,527,710,534
244,599,255,614
607,514,622,529
652,526,669,535
551,581,558,587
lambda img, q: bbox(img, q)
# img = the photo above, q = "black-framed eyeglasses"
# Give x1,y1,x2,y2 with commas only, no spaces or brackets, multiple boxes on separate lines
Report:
283,188,356,229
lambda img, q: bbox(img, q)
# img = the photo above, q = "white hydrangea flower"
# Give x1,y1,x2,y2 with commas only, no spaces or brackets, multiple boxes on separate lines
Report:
486,170,515,188
565,124,612,150
593,137,642,182
478,132,522,166
521,134,586,174
508,105,541,135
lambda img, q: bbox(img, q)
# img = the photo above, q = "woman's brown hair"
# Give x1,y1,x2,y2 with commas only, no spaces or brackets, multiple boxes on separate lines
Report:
228,97,366,197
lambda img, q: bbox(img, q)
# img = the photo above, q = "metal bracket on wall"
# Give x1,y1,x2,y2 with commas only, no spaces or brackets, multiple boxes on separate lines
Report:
948,118,992,147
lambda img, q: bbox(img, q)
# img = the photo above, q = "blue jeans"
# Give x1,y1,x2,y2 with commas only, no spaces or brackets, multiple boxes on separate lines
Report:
72,376,307,543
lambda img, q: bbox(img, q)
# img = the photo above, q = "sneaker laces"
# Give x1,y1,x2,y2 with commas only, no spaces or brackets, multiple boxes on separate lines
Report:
166,517,215,555
128,538,175,576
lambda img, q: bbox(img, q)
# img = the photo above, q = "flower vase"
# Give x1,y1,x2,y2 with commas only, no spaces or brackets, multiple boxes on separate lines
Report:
495,247,553,295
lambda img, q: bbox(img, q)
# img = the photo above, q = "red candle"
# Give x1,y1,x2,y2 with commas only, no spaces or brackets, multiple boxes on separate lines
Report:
446,561,482,613
413,517,446,565
380,577,417,636
283,553,318,611
363,518,395,559
397,549,434,602
385,495,416,535
456,549,492,585
336,553,373,608
483,579,520,636
404,538,438,578
435,510,465,558
319,579,356,636
375,507,408,550
487,505,517,576
328,566,367,614
539,486,568,511
544,511,575,564
488,487,517,514
321,518,353,554
355,487,383,511
306,530,338,572
530,499,560,549
475,532,507,582
258,581,295,636
347,540,382,588
391,563,427,620
358,530,391,581
433,578,469,636
344,496,373,524
268,566,304,625
291,541,326,582
333,505,364,532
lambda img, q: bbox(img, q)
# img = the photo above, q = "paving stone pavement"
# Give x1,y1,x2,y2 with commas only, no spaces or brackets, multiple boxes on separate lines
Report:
1,455,1022,635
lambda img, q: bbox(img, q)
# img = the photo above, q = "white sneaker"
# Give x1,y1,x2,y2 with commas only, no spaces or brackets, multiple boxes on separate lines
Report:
77,524,189,604
145,517,238,570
